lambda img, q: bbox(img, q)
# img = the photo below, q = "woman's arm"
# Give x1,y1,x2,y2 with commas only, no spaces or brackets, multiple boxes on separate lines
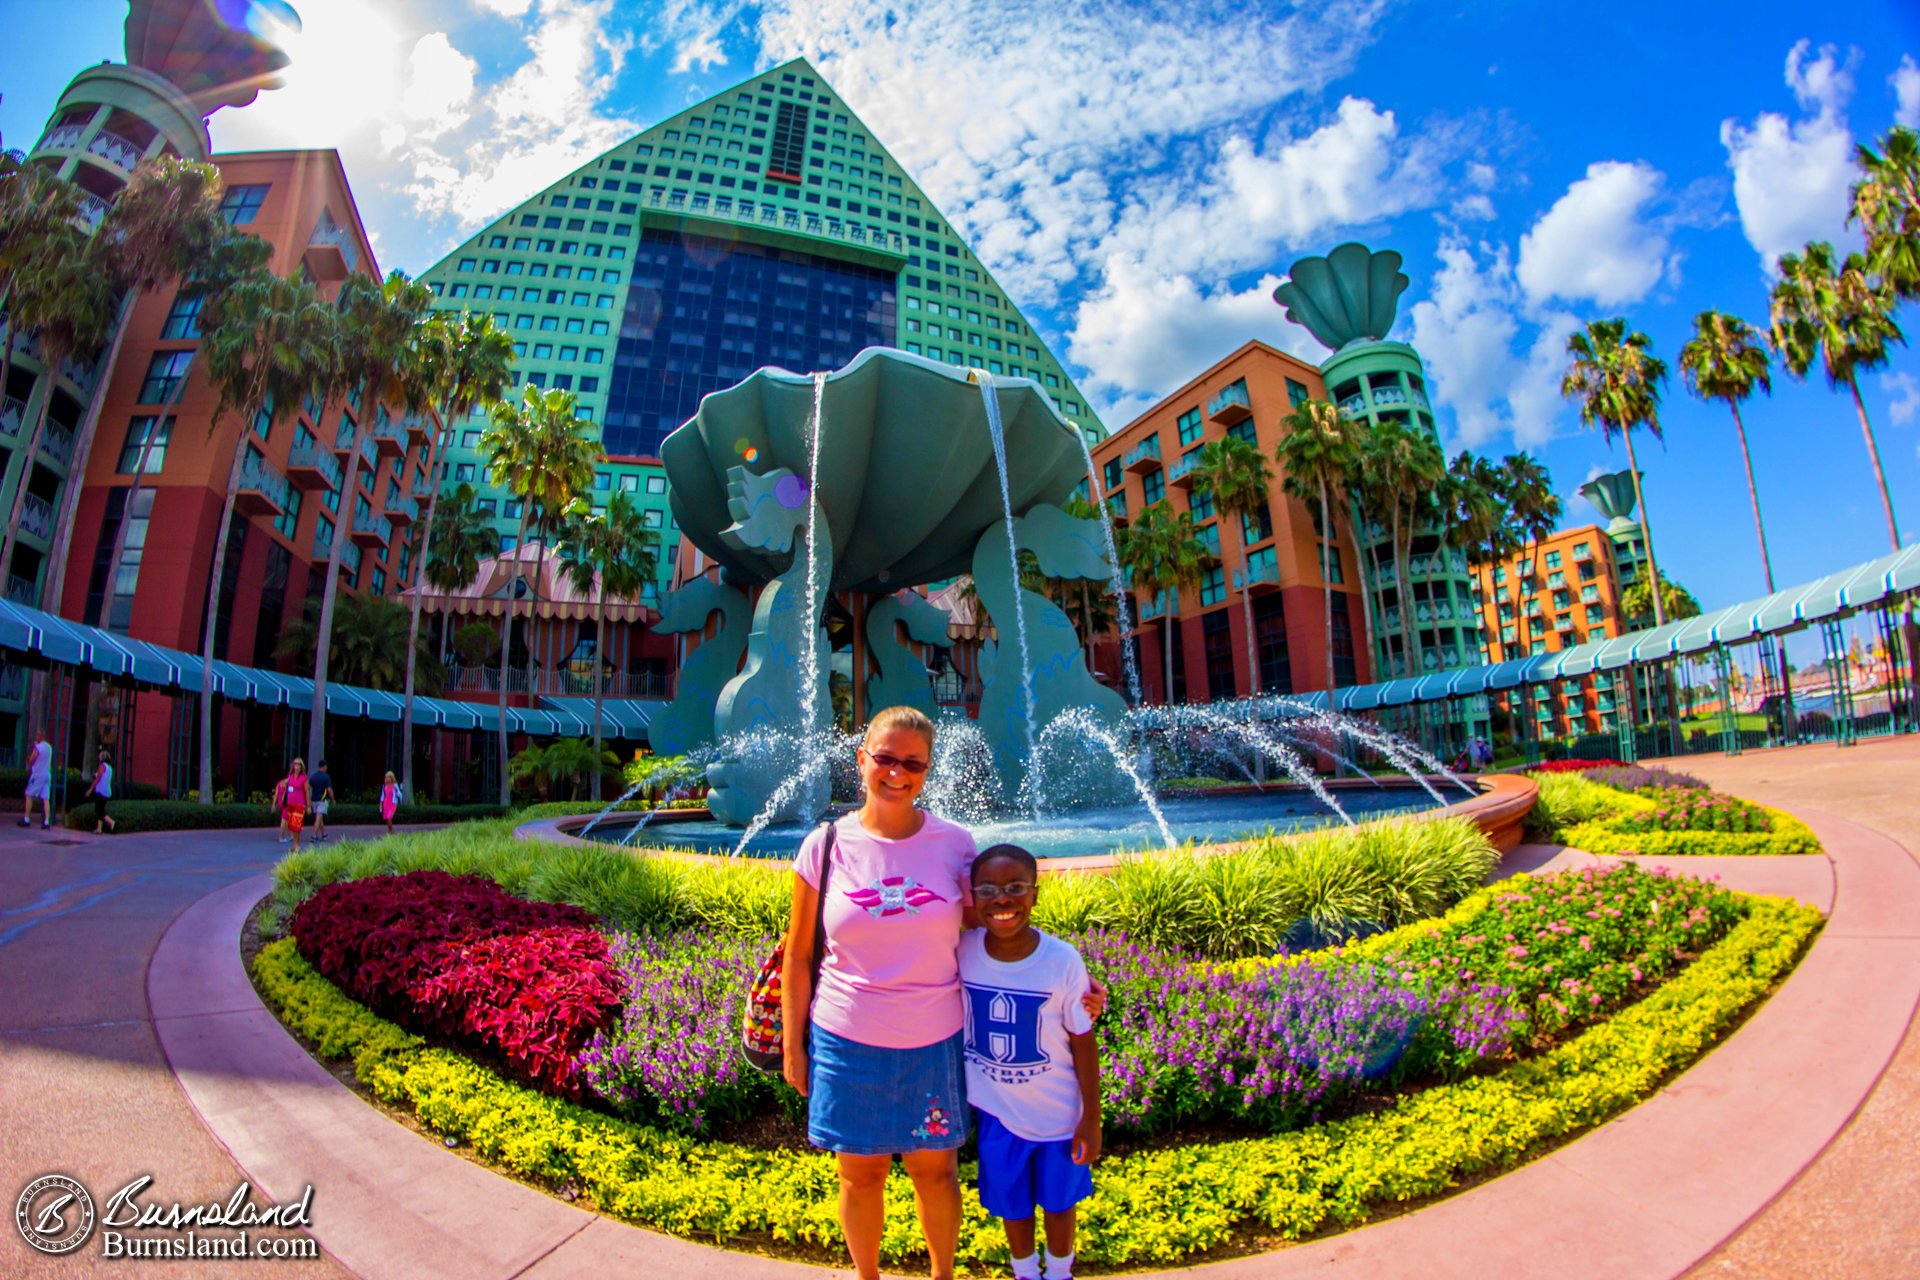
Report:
780,870,819,1096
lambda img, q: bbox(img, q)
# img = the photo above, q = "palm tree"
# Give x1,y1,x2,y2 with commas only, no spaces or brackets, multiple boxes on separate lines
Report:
1275,398,1358,694
0,222,116,593
0,154,81,452
1188,435,1272,697
423,480,502,664
1116,500,1211,704
196,269,337,803
41,159,228,621
481,384,599,805
1355,420,1443,681
1562,318,1672,627
399,310,514,800
1769,241,1907,551
1447,451,1516,660
1679,310,1778,591
1851,125,1920,300
276,594,436,692
307,271,435,767
555,491,658,798
1501,453,1560,747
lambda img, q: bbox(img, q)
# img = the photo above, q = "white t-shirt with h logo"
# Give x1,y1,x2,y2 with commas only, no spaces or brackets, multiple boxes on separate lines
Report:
959,929,1093,1142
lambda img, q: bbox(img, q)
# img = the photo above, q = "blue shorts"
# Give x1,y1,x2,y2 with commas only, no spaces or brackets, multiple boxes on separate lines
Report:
973,1108,1093,1220
807,1024,970,1156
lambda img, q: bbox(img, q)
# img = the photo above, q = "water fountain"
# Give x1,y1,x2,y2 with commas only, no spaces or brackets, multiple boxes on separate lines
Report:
563,347,1482,860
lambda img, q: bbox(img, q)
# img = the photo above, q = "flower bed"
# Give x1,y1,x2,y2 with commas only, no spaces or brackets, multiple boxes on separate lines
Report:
289,870,621,1091
252,888,1822,1266
1525,771,1819,856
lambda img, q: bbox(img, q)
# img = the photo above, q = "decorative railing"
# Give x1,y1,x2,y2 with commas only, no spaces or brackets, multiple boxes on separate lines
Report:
37,124,84,152
20,493,54,541
287,439,343,489
86,130,142,172
0,396,25,438
1170,452,1202,483
61,353,99,391
40,421,75,466
1337,393,1367,416
238,451,290,509
0,664,23,703
308,212,360,272
73,191,109,231
311,527,363,573
5,575,37,605
1236,558,1281,590
1205,381,1251,419
1122,436,1161,468
352,511,393,546
1371,384,1407,406
385,494,418,523
642,189,907,256
1409,387,1430,409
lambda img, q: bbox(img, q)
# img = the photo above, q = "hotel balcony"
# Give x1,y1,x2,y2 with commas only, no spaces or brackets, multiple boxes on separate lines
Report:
4,574,36,606
39,421,76,467
1122,435,1161,474
73,191,110,232
86,130,143,173
369,415,408,458
333,424,378,471
286,440,343,491
1169,451,1202,489
19,493,54,543
304,211,359,282
1234,558,1282,596
1206,381,1252,425
384,493,419,526
311,528,363,574
233,453,289,517
1139,589,1174,620
1104,493,1129,526
0,662,25,703
1370,383,1408,406
1337,392,1368,417
401,413,433,448
37,123,85,153
641,189,907,267
1409,386,1430,409
350,511,393,549
0,395,25,439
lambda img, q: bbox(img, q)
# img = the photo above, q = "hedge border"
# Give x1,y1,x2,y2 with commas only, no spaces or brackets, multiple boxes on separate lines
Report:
251,893,1821,1268
1565,801,1821,857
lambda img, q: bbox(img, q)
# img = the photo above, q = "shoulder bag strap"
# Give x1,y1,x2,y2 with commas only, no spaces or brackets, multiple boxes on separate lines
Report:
808,819,836,996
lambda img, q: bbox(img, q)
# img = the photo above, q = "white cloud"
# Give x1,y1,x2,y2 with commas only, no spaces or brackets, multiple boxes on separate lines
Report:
1516,160,1677,306
1719,40,1862,273
753,0,1399,307
1895,56,1920,129
1065,259,1323,426
472,0,535,17
396,34,479,142
1408,237,1577,450
1888,371,1920,427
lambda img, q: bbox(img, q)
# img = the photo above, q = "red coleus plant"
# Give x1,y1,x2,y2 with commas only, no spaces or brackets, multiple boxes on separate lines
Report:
289,871,619,1090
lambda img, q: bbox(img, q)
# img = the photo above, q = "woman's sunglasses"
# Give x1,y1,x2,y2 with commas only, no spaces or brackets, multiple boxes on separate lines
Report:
860,747,930,775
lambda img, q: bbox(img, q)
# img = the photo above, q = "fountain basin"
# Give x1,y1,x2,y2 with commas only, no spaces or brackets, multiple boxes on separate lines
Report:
522,774,1538,870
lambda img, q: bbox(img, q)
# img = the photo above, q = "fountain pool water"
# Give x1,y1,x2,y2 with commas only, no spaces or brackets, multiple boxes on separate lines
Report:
575,783,1441,861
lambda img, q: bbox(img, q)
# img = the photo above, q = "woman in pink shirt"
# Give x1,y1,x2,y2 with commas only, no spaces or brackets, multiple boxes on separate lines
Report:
782,705,976,1280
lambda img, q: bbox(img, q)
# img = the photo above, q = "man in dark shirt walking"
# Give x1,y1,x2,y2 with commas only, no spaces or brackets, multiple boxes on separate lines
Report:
309,761,335,842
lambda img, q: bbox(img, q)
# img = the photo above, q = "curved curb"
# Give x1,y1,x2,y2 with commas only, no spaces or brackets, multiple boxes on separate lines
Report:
152,805,1920,1279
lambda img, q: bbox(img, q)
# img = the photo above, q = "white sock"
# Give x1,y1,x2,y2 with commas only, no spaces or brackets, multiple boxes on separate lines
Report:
1010,1250,1041,1279
1043,1249,1074,1279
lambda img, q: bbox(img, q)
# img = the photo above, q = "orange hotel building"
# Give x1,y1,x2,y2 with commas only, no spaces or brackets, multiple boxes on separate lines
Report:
1087,340,1373,704
56,150,435,797
1469,523,1629,738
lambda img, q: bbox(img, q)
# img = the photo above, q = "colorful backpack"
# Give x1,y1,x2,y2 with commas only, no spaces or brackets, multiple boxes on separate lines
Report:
742,820,836,1074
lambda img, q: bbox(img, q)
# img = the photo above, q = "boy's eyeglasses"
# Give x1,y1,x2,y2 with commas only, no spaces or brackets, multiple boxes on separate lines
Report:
860,748,929,775
972,881,1034,901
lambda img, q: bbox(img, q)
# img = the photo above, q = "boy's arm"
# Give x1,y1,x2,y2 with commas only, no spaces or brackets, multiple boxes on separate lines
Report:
1068,1031,1101,1166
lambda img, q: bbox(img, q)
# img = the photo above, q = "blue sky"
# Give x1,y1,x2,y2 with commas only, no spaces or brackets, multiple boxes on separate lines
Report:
4,0,1919,625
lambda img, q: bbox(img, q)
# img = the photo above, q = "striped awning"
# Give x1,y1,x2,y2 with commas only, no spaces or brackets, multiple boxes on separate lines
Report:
539,696,663,739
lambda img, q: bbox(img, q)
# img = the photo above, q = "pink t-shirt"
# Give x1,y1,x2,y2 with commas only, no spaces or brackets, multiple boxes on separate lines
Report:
794,811,977,1050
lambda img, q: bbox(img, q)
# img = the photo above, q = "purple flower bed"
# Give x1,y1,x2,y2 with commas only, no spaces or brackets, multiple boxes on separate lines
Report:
576,930,773,1132
1077,932,1520,1133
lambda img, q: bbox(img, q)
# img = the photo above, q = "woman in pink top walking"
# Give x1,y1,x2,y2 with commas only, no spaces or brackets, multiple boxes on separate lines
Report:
781,705,977,1280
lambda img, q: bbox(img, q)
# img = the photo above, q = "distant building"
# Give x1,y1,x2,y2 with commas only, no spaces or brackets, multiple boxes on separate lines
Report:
1088,340,1374,705
1469,524,1629,739
415,56,1102,598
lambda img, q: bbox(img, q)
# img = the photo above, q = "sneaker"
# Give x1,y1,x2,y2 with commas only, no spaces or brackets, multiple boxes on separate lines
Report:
278,835,290,844
15,819,27,828
41,821,49,830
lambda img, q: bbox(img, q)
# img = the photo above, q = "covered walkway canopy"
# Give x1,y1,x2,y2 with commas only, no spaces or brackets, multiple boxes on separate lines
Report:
0,602,665,738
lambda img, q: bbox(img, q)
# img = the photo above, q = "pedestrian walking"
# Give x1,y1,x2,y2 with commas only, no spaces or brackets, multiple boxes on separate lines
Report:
20,727,53,830
309,760,334,842
379,771,401,836
89,750,117,835
281,759,311,854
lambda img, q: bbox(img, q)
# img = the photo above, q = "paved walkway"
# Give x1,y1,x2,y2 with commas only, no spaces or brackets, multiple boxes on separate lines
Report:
3,740,1916,1277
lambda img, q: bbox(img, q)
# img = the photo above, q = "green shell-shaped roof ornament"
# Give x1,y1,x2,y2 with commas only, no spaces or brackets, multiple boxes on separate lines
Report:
1578,470,1641,535
1271,243,1410,352
126,0,302,113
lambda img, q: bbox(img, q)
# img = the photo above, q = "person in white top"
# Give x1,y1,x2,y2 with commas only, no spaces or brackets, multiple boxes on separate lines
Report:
20,728,53,830
88,749,117,834
959,844,1102,1280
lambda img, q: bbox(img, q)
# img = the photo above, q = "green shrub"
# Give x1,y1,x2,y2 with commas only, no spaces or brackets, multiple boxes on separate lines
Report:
66,798,507,833
0,766,166,802
250,896,1821,1266
1523,773,1656,842
1565,802,1820,857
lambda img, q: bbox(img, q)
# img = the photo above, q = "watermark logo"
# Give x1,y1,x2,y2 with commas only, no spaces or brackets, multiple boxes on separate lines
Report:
15,1174,96,1255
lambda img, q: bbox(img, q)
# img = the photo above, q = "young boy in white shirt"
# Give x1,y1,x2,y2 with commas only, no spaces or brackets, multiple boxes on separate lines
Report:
960,844,1102,1280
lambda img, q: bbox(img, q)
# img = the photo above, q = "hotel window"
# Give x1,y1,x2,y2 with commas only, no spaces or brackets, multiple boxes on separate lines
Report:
1241,506,1273,545
1586,605,1605,624
1141,469,1166,506
218,184,269,224
1545,550,1562,569
1188,487,1215,522
160,292,204,338
642,510,664,528
116,415,171,474
619,474,638,492
505,499,522,518
1285,378,1310,408
1227,419,1256,446
458,258,476,272
138,350,193,403
455,463,475,481
645,475,667,494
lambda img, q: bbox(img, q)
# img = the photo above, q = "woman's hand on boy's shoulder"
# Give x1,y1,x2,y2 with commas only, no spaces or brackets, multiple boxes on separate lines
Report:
1080,976,1108,1020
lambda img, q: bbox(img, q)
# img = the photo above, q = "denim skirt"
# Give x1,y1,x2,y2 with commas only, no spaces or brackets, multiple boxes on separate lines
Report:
807,1024,971,1156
